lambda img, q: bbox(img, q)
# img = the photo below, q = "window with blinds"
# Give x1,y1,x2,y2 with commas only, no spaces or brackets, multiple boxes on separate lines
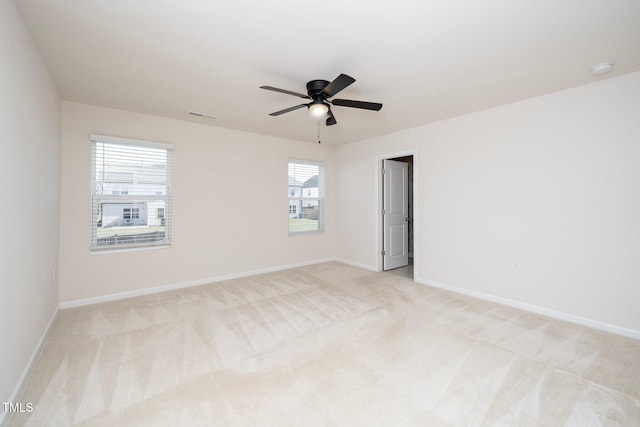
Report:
90,135,174,250
288,160,325,234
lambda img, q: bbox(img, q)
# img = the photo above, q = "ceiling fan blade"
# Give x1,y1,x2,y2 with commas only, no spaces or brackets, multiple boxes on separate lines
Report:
326,109,337,126
260,86,311,99
321,74,356,98
331,99,383,111
269,104,308,116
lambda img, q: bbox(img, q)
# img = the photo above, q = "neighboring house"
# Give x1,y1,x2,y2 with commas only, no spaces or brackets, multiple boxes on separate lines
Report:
302,175,319,207
289,175,322,219
301,175,320,220
101,202,148,227
288,176,303,218
98,165,167,228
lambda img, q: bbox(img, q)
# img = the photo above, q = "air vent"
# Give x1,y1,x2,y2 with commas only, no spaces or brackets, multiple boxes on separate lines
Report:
188,111,216,119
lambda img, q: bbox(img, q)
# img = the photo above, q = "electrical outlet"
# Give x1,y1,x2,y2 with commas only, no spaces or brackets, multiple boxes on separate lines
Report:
511,262,520,273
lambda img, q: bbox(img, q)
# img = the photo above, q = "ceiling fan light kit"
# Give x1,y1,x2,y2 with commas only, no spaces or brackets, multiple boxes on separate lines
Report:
260,73,383,128
309,102,329,119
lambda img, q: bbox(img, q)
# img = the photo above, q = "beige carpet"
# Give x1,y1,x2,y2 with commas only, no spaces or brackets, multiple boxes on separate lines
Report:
6,262,640,426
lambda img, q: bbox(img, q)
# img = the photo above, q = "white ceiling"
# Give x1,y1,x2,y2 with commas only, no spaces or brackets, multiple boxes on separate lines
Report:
16,0,640,145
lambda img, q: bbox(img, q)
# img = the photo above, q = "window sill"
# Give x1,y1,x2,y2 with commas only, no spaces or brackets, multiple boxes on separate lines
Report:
288,230,325,236
90,244,171,255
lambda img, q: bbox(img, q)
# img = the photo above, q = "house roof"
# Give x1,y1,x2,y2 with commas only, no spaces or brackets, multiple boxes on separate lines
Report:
15,1,640,145
303,175,319,189
288,176,303,187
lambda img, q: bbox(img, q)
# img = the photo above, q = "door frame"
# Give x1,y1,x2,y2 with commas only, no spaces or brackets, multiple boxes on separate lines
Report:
375,149,418,273
382,158,409,271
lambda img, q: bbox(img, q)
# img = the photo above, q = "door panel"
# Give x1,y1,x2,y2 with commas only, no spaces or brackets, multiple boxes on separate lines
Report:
389,224,405,256
383,159,408,270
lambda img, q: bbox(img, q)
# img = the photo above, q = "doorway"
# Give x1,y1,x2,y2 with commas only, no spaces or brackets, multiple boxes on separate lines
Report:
381,154,414,278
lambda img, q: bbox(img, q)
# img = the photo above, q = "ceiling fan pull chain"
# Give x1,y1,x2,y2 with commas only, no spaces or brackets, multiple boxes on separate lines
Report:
317,121,321,144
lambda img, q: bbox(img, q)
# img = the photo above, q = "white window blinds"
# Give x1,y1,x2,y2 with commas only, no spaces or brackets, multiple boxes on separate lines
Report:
288,160,325,234
90,135,174,250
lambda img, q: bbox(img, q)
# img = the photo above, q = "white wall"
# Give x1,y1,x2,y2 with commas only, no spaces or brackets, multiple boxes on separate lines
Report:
59,102,335,302
336,72,640,334
0,0,61,411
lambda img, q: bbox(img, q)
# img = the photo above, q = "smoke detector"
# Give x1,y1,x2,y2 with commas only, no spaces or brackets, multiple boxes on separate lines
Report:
592,62,614,76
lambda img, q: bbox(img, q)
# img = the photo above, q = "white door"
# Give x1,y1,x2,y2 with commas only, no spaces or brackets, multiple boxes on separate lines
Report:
383,159,409,270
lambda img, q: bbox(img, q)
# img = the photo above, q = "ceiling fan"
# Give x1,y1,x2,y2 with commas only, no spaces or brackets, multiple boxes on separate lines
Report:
260,73,382,127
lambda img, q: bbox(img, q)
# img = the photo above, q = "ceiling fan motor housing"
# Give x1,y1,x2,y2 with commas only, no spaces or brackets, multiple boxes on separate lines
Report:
306,80,331,112
306,80,330,99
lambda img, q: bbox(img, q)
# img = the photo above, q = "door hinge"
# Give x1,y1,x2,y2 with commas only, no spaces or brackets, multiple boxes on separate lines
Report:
382,209,386,215
382,168,386,175
382,250,386,256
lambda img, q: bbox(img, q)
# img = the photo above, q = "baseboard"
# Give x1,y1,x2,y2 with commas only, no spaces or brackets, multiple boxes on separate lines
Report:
1,306,59,426
59,257,337,309
332,258,378,272
415,276,640,340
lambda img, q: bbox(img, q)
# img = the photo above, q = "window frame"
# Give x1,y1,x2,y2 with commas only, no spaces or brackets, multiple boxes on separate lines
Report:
90,134,174,252
288,159,326,235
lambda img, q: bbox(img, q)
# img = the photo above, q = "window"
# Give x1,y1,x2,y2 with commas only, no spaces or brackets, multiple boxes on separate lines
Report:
123,208,140,220
288,160,325,233
90,134,174,250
